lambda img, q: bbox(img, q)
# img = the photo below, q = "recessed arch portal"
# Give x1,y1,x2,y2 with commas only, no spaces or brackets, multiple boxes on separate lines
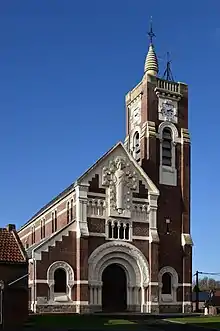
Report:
88,241,150,312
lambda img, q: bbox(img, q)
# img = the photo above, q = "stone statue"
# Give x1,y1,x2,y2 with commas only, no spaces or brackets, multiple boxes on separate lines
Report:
114,158,126,213
102,156,138,217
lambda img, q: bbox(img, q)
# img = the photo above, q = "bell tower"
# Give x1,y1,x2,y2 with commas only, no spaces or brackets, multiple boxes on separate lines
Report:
124,22,192,313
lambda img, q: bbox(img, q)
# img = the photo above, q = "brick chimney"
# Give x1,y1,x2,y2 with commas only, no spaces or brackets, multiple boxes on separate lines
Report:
7,224,16,231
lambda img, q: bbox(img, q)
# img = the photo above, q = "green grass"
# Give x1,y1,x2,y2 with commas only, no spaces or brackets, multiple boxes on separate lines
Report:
28,315,139,329
167,316,220,330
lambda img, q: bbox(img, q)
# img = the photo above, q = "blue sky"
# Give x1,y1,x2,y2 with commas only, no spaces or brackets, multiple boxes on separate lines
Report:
0,0,219,276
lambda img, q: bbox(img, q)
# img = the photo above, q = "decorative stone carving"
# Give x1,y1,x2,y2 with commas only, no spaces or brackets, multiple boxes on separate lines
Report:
132,204,149,222
47,261,75,303
88,241,149,288
87,198,105,217
47,261,74,286
158,266,178,286
88,241,150,311
102,157,138,218
158,266,178,304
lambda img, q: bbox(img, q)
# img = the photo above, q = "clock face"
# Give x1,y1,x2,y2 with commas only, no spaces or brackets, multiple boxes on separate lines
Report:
159,99,177,122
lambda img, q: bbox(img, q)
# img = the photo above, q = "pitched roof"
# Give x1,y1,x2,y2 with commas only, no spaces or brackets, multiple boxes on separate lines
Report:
18,141,159,232
0,226,27,263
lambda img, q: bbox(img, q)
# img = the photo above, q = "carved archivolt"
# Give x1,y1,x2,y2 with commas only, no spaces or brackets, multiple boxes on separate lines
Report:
158,266,178,288
47,261,74,287
88,241,149,288
158,266,179,303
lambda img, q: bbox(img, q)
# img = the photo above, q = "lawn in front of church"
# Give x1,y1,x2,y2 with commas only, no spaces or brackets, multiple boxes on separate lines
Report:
26,314,169,330
167,316,220,329
26,314,139,329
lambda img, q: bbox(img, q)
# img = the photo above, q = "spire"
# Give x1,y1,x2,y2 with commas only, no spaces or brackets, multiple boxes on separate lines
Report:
144,18,158,76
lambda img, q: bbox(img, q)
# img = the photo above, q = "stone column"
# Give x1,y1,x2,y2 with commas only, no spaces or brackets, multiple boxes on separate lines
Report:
93,286,98,305
127,286,131,307
97,286,102,306
134,287,138,306
141,287,145,312
48,280,54,303
89,286,93,305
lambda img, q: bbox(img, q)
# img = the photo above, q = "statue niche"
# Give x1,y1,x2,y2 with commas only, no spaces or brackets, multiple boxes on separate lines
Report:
102,157,138,218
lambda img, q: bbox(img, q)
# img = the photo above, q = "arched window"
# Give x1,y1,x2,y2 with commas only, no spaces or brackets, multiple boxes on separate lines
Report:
162,272,172,294
54,268,67,293
52,211,57,232
67,201,70,223
162,128,172,166
40,219,45,239
31,225,35,245
107,221,130,241
133,131,140,163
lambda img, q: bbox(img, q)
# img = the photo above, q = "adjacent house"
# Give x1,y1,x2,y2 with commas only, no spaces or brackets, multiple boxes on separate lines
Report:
0,224,28,328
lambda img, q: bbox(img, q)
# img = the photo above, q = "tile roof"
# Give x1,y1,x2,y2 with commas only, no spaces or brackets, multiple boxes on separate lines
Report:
0,227,27,263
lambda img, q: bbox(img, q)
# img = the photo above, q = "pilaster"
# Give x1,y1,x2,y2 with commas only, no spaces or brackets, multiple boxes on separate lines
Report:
75,182,89,237
75,182,89,313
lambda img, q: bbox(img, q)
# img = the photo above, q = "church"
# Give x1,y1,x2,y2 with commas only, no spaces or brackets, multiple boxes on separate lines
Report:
18,26,193,314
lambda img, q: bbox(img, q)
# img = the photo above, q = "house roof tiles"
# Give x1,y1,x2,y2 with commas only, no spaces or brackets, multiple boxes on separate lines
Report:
0,226,27,263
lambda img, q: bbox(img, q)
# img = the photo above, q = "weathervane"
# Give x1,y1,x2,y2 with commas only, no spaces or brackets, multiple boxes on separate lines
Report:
148,17,155,44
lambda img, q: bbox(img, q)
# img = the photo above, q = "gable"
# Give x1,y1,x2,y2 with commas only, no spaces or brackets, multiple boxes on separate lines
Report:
77,142,159,196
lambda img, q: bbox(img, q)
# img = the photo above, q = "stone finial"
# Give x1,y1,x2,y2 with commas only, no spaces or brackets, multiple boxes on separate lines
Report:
144,43,158,76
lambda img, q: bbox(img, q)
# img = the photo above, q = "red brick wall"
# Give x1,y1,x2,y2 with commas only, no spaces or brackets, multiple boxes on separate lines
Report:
36,231,76,281
80,238,88,280
132,240,149,260
19,195,76,248
88,237,105,257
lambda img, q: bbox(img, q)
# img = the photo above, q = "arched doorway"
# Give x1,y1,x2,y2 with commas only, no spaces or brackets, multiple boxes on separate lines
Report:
102,263,127,312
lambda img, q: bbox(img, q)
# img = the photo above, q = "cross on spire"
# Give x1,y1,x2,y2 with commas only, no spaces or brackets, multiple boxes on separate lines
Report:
148,17,155,44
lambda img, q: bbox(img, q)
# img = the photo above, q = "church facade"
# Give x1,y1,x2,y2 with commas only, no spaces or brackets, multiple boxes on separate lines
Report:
18,30,193,314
